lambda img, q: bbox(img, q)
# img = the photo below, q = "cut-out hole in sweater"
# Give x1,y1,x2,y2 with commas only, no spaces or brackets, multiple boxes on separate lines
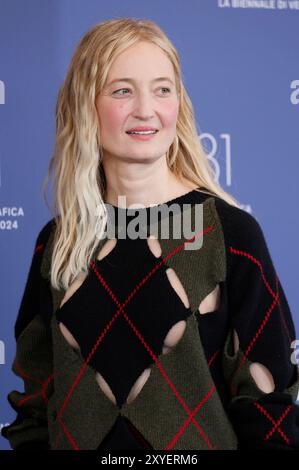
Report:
249,362,275,393
97,238,117,261
147,235,162,258
198,284,221,315
232,328,275,393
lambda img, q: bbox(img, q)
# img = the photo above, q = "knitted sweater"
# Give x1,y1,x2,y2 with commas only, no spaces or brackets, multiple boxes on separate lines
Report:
2,188,299,450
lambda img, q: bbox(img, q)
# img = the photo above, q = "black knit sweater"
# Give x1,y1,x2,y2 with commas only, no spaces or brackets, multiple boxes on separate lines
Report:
2,188,299,450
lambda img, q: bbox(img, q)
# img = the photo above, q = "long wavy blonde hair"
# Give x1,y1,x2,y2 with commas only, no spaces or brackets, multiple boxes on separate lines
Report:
42,17,241,291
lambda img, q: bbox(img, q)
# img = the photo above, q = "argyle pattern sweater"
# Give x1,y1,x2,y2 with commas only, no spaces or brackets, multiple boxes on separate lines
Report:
2,189,299,450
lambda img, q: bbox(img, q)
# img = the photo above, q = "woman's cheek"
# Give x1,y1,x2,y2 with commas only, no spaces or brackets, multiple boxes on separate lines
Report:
161,101,179,126
104,106,126,132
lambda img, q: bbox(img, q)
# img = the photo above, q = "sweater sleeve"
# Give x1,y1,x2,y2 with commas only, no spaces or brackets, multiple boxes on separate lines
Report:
1,219,55,450
217,199,299,450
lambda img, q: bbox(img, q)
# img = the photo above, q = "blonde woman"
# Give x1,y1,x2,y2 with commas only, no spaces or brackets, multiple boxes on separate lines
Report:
2,18,299,451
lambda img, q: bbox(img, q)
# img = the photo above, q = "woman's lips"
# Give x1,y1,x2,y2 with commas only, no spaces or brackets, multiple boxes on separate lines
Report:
126,131,159,141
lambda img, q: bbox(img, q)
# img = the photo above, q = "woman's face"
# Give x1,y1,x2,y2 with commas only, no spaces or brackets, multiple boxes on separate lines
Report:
95,41,180,164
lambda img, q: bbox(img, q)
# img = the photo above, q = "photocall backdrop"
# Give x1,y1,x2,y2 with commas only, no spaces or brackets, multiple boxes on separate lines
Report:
0,0,298,450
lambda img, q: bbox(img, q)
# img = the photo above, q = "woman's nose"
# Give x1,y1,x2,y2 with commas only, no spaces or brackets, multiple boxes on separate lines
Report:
133,93,155,117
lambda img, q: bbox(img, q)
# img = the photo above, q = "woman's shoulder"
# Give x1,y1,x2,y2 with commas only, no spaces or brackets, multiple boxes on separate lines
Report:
36,216,57,245
36,217,58,282
201,192,268,251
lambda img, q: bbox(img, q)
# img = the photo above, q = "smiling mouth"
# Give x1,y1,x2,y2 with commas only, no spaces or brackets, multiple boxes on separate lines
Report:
126,130,159,135
125,132,159,142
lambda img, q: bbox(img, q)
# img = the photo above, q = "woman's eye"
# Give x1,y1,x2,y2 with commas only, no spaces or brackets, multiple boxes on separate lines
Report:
112,87,171,96
113,88,130,95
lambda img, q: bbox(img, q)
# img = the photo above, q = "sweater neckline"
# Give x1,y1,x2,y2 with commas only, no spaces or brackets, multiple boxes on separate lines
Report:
105,186,209,215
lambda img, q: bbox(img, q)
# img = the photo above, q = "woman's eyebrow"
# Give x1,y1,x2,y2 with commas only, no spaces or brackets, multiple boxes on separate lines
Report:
107,77,175,86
